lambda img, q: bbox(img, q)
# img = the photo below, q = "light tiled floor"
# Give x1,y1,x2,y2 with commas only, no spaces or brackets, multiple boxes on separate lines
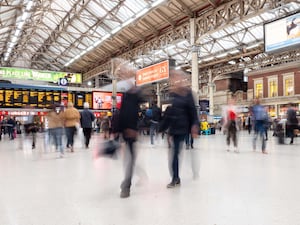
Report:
0,130,300,225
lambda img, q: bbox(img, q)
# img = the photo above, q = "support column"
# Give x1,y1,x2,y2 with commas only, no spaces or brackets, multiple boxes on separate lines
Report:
208,69,214,116
156,83,161,107
190,18,199,109
111,61,117,110
95,76,100,88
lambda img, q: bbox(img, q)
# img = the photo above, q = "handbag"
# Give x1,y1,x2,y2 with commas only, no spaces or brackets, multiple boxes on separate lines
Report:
96,139,121,159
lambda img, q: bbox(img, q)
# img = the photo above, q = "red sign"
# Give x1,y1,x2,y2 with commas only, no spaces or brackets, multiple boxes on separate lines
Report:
136,60,169,86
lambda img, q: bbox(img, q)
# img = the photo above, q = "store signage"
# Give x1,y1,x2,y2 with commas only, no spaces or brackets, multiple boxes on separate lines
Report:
136,60,169,86
0,67,82,84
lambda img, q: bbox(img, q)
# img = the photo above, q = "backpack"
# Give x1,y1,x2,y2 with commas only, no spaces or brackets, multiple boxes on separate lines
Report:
145,109,153,118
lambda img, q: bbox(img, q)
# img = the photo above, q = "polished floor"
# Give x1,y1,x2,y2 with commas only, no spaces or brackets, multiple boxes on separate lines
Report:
0,130,299,225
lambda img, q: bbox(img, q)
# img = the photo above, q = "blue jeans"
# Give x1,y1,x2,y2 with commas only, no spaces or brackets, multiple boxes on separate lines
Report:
253,120,266,151
170,134,186,182
49,127,63,153
65,126,76,147
150,121,158,145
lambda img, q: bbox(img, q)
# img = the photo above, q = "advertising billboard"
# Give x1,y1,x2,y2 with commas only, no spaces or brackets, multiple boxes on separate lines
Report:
136,60,169,86
0,67,82,84
92,92,123,110
264,12,300,52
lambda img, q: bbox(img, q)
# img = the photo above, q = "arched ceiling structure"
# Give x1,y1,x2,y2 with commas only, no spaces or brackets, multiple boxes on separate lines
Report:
0,0,300,85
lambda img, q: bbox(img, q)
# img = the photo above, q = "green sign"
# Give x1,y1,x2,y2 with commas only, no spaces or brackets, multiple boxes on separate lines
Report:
0,67,82,84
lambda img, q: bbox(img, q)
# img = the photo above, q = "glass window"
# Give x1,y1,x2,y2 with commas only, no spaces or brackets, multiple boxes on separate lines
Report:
268,77,278,97
283,74,294,96
255,82,263,98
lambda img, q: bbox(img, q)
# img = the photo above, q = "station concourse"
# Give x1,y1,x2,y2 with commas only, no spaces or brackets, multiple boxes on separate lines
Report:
0,130,299,225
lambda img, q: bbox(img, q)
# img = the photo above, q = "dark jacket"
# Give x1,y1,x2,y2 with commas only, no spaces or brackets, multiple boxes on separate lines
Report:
119,87,144,132
151,105,162,122
160,89,199,135
80,109,95,128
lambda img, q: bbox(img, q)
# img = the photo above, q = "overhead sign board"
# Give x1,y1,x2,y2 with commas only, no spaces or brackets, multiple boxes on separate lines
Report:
0,67,82,84
136,60,169,86
264,12,300,52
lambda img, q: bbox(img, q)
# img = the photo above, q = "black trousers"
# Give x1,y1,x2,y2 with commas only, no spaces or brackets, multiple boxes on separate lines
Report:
82,128,92,147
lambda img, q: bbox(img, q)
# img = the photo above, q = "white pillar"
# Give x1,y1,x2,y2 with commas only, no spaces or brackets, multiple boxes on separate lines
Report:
111,61,117,109
208,69,214,116
95,76,99,88
190,18,199,108
156,83,161,107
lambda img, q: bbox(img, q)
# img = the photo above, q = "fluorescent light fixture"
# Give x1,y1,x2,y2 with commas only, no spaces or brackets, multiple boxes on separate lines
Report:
135,8,150,18
7,47,12,53
101,33,110,41
177,40,187,46
26,0,34,11
22,12,29,21
228,60,236,65
229,49,239,54
14,29,21,36
93,40,102,47
175,66,181,70
11,36,18,43
152,0,165,7
154,50,163,55
165,45,175,51
9,42,14,48
17,21,25,29
246,43,261,49
111,26,121,34
216,53,228,58
74,55,80,60
86,46,93,51
4,57,8,61
203,56,214,61
122,18,135,27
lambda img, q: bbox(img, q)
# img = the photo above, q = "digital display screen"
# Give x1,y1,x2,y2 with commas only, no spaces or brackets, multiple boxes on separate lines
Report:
85,93,92,109
92,92,123,110
13,90,22,107
265,12,300,52
38,91,46,108
29,90,38,107
22,90,30,106
45,91,53,108
53,91,61,104
68,92,74,104
0,90,4,106
5,90,14,107
75,92,84,108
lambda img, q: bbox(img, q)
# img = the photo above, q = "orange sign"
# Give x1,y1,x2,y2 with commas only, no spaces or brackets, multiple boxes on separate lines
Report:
136,60,169,86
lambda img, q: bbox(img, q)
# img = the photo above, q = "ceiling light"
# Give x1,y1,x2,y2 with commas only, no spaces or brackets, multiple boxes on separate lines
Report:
111,26,121,34
152,0,166,7
11,36,18,43
228,60,236,65
216,53,228,58
203,56,214,61
135,8,150,18
26,0,34,11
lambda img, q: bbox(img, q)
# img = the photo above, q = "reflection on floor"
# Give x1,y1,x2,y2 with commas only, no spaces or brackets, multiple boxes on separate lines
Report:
0,130,299,225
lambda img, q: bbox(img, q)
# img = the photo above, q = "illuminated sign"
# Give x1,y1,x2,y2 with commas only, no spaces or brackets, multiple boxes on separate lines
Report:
0,67,82,84
92,92,123,110
136,60,169,86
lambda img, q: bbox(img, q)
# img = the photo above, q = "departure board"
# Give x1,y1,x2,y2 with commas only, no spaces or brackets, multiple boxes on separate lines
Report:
5,90,14,107
45,91,53,108
53,91,60,104
38,91,46,108
85,93,92,109
0,90,4,106
68,92,74,104
14,90,23,107
22,90,30,106
29,90,38,107
75,92,84,109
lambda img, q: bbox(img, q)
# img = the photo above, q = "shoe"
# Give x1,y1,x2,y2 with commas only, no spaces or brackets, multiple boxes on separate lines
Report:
262,150,268,154
70,147,74,152
120,190,130,198
167,179,180,188
191,145,194,149
226,148,230,152
32,145,35,149
234,147,239,153
59,153,64,158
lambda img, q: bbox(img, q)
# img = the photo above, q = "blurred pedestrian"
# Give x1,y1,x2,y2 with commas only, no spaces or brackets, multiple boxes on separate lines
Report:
80,102,95,148
286,103,298,144
47,104,65,157
222,97,239,153
64,102,80,152
251,98,268,154
114,58,147,198
149,102,161,146
159,69,199,188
